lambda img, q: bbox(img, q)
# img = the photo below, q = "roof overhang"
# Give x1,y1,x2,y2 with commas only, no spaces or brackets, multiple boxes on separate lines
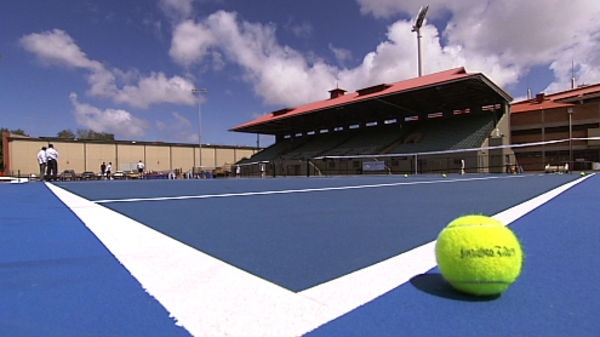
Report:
230,67,512,136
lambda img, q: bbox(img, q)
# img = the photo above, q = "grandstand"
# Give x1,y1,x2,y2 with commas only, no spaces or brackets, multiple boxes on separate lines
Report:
231,67,513,176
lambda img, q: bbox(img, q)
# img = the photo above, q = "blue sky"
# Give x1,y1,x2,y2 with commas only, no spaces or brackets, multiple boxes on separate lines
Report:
1,0,599,147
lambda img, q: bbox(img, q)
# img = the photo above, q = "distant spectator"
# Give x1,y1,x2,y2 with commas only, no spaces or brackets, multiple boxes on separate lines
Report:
101,162,106,179
106,162,112,179
45,144,59,181
37,146,47,181
137,160,145,177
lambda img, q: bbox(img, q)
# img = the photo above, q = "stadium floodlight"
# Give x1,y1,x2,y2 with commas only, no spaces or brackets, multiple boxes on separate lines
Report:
411,5,429,77
192,88,208,170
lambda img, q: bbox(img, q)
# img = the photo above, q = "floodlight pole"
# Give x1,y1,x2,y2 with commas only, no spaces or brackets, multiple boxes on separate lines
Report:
412,5,429,77
416,27,423,77
192,88,208,171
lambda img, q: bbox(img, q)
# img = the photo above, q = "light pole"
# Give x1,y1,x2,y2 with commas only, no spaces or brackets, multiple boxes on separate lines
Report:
411,5,429,77
192,88,208,171
567,106,574,170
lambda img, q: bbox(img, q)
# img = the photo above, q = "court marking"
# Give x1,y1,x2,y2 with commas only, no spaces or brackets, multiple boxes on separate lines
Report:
45,175,590,337
93,175,525,204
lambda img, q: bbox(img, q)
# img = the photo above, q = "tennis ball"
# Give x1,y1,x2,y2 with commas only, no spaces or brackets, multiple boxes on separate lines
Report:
442,173,447,178
435,214,523,296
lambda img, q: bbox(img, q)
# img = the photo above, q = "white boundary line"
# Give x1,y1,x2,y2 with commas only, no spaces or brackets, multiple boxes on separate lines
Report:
0,176,29,183
45,174,591,337
298,174,592,314
94,175,519,204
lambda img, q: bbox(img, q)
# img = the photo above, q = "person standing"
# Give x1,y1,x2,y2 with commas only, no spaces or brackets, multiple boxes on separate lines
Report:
36,146,47,181
136,160,145,178
45,144,59,181
101,162,106,179
105,162,112,179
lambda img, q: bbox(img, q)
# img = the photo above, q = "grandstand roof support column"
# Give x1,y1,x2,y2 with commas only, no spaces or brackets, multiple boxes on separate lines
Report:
414,154,418,175
568,107,574,167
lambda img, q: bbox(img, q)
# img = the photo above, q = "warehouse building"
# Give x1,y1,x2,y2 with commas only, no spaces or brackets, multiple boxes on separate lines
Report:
2,134,258,179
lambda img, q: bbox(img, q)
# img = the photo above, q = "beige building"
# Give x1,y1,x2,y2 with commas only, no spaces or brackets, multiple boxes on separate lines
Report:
2,132,258,178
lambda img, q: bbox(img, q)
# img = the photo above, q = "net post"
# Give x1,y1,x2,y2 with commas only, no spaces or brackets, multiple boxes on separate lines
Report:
414,154,418,175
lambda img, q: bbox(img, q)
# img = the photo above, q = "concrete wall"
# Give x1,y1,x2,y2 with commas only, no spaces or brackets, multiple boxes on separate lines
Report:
3,136,258,177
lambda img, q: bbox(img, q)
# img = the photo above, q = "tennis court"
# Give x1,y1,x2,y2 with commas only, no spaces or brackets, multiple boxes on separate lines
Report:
1,173,598,336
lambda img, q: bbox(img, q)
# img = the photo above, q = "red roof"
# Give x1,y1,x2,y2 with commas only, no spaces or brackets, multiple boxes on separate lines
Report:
511,83,600,113
230,67,512,134
232,67,511,131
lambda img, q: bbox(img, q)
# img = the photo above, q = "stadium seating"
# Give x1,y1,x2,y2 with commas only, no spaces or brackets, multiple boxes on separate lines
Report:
242,113,496,163
388,114,494,154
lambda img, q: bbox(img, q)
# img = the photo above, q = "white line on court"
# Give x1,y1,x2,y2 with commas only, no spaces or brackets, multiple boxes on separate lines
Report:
46,174,591,337
94,175,522,204
298,174,592,315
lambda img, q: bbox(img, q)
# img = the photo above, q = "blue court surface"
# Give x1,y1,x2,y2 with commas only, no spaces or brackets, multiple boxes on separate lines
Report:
1,173,598,337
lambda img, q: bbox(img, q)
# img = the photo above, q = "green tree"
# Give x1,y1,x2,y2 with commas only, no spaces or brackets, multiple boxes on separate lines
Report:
76,129,115,141
57,129,76,139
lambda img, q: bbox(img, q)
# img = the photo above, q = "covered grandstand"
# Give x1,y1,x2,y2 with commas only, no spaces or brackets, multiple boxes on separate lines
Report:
230,67,514,176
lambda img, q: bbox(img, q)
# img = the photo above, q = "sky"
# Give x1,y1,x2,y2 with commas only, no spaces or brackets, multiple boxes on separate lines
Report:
1,0,599,147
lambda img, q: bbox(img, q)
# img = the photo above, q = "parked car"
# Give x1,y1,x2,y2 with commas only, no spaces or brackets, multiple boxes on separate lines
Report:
212,165,232,178
59,170,78,181
80,171,98,180
111,171,126,180
125,170,142,179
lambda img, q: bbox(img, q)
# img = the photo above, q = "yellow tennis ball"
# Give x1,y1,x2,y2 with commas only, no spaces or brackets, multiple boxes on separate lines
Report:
435,215,524,296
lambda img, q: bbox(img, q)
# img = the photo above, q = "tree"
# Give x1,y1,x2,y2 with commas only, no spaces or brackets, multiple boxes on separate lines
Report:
57,129,76,139
76,129,115,141
56,129,115,141
10,129,28,136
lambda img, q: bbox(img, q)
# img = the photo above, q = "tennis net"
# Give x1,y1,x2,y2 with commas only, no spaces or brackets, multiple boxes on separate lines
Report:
236,137,600,177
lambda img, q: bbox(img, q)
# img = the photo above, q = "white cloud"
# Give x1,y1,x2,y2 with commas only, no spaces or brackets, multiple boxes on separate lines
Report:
169,20,217,67
69,93,149,139
355,0,600,92
155,111,197,143
289,21,313,39
22,29,197,108
20,29,102,71
355,0,417,18
167,2,600,110
329,44,353,65
170,11,338,106
116,72,196,108
159,0,195,22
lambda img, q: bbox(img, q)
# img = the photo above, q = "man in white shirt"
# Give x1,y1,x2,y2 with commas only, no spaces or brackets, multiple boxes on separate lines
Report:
45,144,59,181
105,162,112,179
36,146,47,181
136,160,145,177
